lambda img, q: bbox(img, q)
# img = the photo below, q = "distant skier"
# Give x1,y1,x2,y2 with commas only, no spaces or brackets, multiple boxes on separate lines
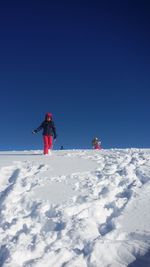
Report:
60,145,64,150
92,137,102,150
32,113,57,155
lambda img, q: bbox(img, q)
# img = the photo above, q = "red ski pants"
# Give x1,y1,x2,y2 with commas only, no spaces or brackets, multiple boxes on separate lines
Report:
94,144,101,150
43,135,53,154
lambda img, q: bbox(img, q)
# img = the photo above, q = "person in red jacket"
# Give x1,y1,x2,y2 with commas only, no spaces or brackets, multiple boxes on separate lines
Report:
32,113,57,154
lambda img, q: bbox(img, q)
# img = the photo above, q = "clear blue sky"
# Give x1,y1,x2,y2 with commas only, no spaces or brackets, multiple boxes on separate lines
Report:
0,1,150,150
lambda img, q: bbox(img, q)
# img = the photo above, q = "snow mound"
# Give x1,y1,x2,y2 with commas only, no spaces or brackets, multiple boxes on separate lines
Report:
0,149,150,267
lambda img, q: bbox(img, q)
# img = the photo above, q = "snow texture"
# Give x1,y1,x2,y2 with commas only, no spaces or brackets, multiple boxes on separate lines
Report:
0,149,150,267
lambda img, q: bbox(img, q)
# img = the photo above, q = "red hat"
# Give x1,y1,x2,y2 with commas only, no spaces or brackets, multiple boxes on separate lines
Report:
45,112,52,118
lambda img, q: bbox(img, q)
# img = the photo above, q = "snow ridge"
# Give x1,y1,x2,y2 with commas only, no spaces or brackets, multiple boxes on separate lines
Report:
0,149,150,267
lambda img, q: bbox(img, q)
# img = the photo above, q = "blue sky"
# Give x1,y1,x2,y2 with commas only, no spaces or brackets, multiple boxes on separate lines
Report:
0,1,150,150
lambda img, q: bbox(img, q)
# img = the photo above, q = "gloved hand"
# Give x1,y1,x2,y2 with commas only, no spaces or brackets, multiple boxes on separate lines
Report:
32,130,37,134
54,134,57,140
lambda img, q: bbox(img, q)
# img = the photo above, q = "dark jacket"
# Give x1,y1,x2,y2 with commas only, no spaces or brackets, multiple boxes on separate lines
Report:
34,120,57,138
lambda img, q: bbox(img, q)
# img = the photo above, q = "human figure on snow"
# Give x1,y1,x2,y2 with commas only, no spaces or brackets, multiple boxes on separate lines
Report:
92,137,102,150
32,113,57,154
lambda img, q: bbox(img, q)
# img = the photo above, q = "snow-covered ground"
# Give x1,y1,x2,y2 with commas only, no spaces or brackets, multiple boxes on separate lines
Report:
0,149,150,267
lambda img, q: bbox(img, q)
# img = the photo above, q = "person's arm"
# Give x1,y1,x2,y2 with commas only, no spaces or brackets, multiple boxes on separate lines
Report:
52,121,57,139
32,122,44,134
92,140,95,146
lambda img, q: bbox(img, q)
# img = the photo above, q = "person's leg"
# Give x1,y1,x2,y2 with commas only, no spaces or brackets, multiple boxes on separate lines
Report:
95,144,101,150
43,135,49,154
48,135,53,150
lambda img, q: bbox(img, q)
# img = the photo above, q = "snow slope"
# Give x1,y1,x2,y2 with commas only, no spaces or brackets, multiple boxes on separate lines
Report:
0,149,150,267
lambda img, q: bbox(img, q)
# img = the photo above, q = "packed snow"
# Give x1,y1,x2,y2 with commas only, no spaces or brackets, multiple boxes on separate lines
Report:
0,149,150,267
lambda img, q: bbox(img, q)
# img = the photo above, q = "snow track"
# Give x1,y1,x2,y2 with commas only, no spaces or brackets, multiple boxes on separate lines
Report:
0,149,150,267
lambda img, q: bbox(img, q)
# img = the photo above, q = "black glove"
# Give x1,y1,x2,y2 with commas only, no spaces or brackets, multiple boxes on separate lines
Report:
54,134,57,140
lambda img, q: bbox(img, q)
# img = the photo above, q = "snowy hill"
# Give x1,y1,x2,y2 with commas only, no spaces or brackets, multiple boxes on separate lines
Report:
0,149,150,267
